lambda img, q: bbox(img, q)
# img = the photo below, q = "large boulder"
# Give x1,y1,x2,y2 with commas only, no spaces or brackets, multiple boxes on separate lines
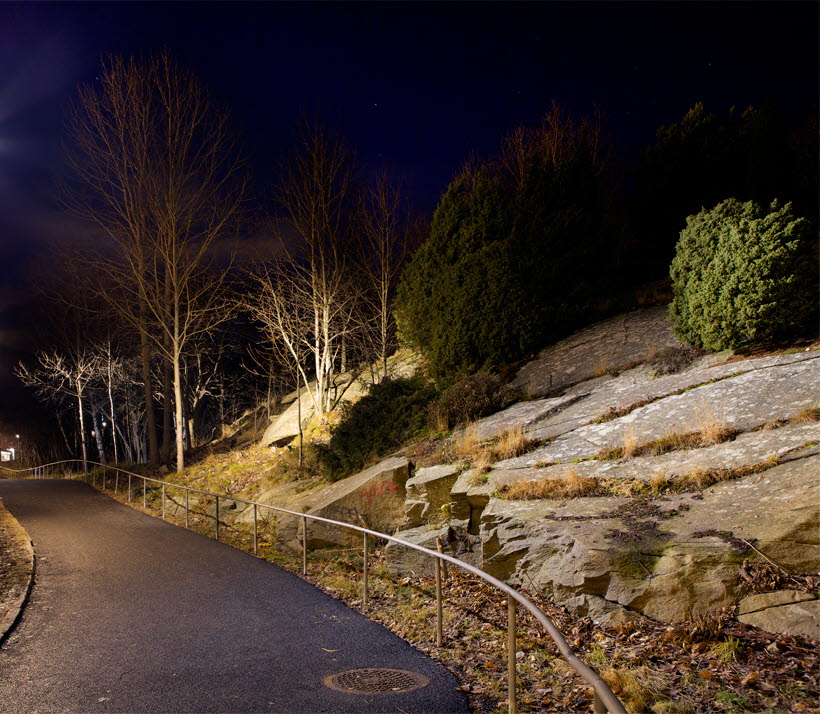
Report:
403,464,462,528
385,524,450,578
300,456,410,549
260,376,370,448
260,386,315,448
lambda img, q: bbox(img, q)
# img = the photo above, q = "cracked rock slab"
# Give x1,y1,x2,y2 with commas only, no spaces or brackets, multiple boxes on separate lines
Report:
489,422,820,487
497,354,820,469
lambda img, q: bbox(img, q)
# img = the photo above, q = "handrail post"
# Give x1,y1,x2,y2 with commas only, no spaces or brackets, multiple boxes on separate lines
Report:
301,515,307,575
185,488,189,529
252,504,258,555
362,533,369,606
215,496,220,540
128,473,132,503
508,595,518,714
143,477,146,509
115,471,119,494
435,558,443,647
593,691,606,714
102,465,106,491
162,483,166,519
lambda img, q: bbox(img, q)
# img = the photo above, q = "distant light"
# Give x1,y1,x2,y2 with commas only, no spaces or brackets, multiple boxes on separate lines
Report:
15,434,19,439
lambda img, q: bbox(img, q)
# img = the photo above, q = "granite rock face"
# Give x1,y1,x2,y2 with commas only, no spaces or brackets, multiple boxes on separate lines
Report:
473,457,819,626
384,317,819,636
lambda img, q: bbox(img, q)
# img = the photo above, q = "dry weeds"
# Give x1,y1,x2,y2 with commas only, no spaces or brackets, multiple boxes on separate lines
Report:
498,466,598,500
596,425,738,462
452,424,537,470
792,406,820,424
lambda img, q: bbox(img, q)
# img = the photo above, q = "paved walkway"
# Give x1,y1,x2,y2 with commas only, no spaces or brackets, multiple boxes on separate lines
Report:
0,480,468,713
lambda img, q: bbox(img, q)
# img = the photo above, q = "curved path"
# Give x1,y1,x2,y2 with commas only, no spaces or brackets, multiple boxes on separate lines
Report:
0,479,468,713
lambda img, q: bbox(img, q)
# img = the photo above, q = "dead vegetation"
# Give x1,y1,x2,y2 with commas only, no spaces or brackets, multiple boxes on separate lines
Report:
596,424,738,462
448,424,538,472
496,460,779,502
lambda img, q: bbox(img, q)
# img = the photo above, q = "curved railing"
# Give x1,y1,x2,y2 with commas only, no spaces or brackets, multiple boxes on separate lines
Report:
1,460,625,714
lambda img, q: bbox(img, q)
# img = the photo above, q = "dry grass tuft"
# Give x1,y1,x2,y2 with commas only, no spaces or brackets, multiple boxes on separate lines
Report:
453,424,483,462
493,425,531,460
602,665,669,713
791,406,820,424
452,424,536,469
692,401,729,446
498,466,598,500
675,461,771,491
622,427,639,458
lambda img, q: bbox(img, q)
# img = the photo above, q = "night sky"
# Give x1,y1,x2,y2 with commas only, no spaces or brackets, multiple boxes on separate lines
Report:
0,1,817,429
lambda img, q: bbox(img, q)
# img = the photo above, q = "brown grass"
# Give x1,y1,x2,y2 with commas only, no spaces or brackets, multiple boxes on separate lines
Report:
791,406,820,424
602,665,670,713
493,425,531,460
499,458,780,502
452,424,537,469
453,424,482,462
691,401,727,445
498,466,599,500
597,425,738,461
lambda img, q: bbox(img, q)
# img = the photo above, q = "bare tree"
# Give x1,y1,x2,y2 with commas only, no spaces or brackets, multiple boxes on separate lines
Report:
359,172,412,380
16,350,99,472
63,50,245,471
269,124,359,416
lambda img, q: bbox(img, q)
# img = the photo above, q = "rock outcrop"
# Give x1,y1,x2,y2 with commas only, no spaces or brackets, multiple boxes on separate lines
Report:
385,311,820,638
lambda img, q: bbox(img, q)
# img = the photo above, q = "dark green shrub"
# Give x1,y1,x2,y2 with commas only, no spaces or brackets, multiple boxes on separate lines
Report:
427,372,516,431
318,377,437,481
395,108,617,382
670,198,816,350
395,170,533,381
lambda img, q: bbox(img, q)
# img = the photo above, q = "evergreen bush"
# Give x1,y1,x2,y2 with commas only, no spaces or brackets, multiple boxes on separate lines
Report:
670,198,816,350
318,377,437,481
427,372,516,431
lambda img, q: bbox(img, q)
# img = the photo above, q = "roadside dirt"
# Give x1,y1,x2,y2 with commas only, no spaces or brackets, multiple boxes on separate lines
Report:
0,499,34,644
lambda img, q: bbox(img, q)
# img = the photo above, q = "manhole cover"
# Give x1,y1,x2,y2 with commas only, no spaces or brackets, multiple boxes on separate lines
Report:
323,668,430,694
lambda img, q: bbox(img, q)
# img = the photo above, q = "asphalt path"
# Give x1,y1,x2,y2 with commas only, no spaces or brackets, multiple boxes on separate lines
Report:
0,479,469,713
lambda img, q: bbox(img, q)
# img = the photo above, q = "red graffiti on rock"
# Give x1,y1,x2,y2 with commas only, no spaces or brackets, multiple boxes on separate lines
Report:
359,480,399,504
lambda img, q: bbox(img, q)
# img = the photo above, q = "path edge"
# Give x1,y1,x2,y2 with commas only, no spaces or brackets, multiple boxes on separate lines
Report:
0,499,36,646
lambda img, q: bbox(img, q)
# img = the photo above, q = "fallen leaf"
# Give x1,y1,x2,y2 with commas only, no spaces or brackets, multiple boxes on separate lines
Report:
741,672,758,686
321,648,340,652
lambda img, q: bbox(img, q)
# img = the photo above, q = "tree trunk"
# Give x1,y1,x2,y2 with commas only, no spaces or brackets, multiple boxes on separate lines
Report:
106,369,119,464
139,308,159,465
173,316,185,473
76,384,88,472
161,277,173,465
92,409,107,465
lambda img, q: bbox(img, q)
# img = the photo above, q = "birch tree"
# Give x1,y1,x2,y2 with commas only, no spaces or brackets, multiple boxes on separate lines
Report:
63,50,245,472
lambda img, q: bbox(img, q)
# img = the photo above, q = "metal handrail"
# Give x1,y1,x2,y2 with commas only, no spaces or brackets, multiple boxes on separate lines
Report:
1,459,625,713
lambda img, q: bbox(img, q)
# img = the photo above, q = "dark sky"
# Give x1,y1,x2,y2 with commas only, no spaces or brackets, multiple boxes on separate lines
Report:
0,0,817,428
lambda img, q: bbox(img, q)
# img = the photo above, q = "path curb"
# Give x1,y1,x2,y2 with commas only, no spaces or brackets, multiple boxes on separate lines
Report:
0,499,36,646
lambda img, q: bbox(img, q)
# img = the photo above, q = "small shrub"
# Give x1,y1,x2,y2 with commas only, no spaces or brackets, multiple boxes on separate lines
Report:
670,198,817,351
647,346,700,375
318,377,437,481
428,372,516,430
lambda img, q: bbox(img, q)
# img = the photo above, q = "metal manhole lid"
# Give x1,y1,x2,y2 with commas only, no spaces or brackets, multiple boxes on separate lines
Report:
323,668,430,694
